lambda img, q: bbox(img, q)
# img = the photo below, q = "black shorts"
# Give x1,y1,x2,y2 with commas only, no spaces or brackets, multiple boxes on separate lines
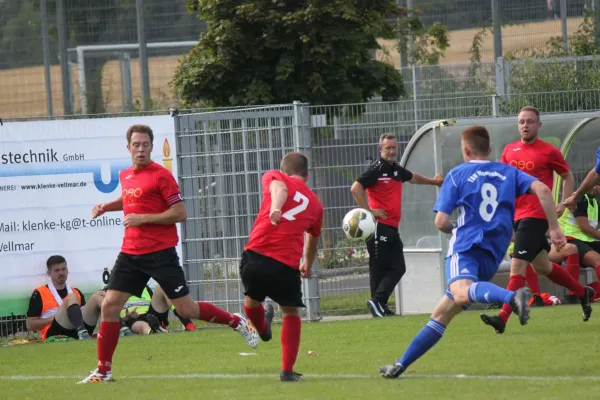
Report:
513,218,551,262
240,250,305,308
567,239,600,266
124,313,158,330
46,319,95,341
108,247,189,299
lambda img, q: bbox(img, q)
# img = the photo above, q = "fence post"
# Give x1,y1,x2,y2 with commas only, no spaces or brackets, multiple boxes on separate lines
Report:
412,64,421,132
293,101,321,321
491,0,503,61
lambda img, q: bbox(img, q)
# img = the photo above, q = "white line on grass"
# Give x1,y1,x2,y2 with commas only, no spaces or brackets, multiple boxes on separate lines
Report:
2,373,600,382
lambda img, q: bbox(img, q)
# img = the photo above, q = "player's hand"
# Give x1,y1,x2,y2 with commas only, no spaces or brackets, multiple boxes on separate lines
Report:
123,214,146,228
270,209,282,225
555,203,566,217
432,174,444,186
300,262,312,278
548,227,567,251
371,209,387,220
562,193,577,212
92,203,106,219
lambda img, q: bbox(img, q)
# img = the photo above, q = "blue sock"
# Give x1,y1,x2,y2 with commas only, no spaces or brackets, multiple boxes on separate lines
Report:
397,318,445,369
468,282,514,305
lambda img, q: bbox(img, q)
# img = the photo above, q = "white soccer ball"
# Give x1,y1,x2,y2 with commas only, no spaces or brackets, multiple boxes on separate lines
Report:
342,208,376,242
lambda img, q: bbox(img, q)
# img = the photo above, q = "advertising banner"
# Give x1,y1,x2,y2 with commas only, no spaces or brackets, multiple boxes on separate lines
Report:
0,115,179,316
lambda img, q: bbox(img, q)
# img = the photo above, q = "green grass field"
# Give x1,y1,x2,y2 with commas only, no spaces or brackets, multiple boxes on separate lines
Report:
1,305,599,400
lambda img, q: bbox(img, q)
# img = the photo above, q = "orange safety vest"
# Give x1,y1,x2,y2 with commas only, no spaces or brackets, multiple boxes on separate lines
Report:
36,285,82,340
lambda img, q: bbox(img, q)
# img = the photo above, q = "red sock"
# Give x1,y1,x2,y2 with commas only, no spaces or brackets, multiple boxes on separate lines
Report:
547,263,585,297
499,274,526,323
525,265,541,295
244,304,266,334
198,302,239,327
566,254,581,296
281,315,301,372
97,321,120,374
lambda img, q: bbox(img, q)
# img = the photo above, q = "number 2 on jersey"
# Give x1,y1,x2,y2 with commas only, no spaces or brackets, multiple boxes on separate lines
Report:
479,183,498,222
282,192,310,221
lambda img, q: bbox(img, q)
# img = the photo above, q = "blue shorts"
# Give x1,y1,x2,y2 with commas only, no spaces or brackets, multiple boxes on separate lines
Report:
445,246,499,299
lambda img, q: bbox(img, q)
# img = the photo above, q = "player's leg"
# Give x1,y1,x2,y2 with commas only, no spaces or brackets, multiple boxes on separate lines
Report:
279,306,303,382
525,264,543,306
373,234,406,316
129,314,161,335
150,248,259,347
481,219,538,334
530,249,594,321
79,252,147,384
147,284,171,330
561,242,583,302
240,251,275,342
80,290,106,336
53,292,92,340
366,226,386,317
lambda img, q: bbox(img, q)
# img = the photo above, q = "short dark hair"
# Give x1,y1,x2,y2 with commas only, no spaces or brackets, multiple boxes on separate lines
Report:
280,152,309,177
519,106,540,119
46,255,66,270
379,133,398,145
126,124,154,144
461,126,490,156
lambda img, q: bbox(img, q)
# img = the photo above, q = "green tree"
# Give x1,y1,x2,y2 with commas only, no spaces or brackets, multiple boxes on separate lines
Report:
173,0,411,107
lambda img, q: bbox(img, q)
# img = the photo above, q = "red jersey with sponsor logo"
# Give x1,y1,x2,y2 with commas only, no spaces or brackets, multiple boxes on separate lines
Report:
501,139,569,221
120,161,183,255
357,159,413,228
245,170,323,269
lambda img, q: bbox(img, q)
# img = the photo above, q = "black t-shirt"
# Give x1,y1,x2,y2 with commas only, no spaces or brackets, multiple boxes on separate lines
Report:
357,159,413,189
26,285,86,318
574,196,594,219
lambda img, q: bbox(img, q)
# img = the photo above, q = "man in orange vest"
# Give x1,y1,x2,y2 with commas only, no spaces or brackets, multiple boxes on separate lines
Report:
26,255,105,341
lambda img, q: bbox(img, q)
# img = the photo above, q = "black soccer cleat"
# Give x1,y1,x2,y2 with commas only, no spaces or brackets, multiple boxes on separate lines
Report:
280,370,303,382
260,303,274,342
579,286,595,322
380,364,405,379
145,313,161,334
77,328,92,340
480,314,506,334
367,300,384,318
381,304,395,316
510,287,532,326
530,294,545,307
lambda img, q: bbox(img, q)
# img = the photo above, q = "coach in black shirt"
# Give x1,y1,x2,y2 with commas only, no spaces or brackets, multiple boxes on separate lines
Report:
351,134,443,317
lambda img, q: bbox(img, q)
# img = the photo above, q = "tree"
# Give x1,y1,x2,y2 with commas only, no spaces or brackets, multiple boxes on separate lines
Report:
173,0,409,107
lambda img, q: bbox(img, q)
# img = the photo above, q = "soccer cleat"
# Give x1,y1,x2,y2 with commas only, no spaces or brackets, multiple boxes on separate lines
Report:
119,326,134,337
78,368,115,384
145,313,162,334
280,370,303,382
480,314,506,334
510,287,531,326
158,321,169,333
233,313,260,348
367,300,384,318
379,364,405,379
529,294,545,307
381,304,395,316
260,303,275,342
579,286,595,322
77,328,92,340
184,322,197,331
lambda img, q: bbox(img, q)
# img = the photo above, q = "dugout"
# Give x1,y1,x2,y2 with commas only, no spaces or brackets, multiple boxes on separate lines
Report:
394,112,600,315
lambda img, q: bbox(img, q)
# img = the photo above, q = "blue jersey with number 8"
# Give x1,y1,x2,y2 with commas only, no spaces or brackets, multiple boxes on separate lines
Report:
434,160,537,265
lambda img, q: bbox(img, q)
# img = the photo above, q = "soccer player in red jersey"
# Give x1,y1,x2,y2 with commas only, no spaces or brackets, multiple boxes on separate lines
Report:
481,107,594,334
79,125,259,383
240,152,324,382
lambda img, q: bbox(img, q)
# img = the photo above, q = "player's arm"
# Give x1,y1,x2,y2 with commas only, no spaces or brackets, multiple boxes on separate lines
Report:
92,196,123,218
558,169,574,205
350,165,378,212
268,180,288,225
570,168,600,204
432,172,458,234
301,207,324,278
434,211,454,234
409,171,444,186
26,290,53,332
136,202,187,225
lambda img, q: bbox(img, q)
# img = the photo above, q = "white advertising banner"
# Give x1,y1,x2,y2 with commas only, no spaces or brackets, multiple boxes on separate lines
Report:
0,115,180,316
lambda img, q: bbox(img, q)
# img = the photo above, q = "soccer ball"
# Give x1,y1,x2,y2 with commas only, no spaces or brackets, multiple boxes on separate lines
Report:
342,208,376,242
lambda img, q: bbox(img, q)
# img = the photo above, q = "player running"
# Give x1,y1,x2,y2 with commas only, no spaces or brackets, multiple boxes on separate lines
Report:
239,152,324,382
480,107,594,334
79,124,258,384
380,125,566,378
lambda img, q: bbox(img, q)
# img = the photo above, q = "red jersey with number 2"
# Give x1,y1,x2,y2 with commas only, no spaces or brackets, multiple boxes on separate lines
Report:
501,139,569,221
245,170,324,269
120,161,183,255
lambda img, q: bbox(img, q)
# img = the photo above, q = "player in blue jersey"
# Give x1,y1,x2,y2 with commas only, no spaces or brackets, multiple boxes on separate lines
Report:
380,126,567,379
